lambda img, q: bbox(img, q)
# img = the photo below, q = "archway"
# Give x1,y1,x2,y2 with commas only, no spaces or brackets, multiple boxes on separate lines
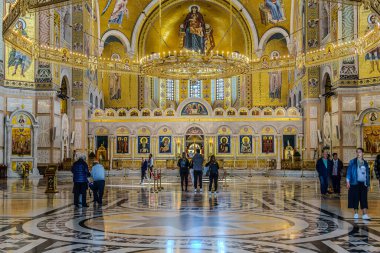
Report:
185,126,204,157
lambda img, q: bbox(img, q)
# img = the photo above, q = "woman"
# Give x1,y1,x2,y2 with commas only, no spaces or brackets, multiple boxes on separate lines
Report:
140,158,148,185
346,148,371,220
205,155,219,194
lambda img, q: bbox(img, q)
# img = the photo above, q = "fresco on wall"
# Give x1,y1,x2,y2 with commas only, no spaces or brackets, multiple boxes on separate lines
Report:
363,126,380,154
364,14,380,75
6,16,34,82
116,136,129,154
101,0,129,27
138,136,150,154
262,135,274,153
269,72,282,99
11,114,32,156
218,135,231,154
181,102,208,115
12,161,32,174
260,0,285,25
240,135,252,153
159,136,171,153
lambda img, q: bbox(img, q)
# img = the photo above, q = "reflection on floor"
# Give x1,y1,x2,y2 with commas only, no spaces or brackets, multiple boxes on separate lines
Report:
1,175,380,252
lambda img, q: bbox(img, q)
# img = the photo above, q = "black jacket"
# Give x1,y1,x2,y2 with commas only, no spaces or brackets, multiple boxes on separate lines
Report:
206,161,219,174
316,158,333,177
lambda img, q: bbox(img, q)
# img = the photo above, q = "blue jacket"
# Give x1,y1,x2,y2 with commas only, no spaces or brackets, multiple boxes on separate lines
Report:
206,161,219,174
192,153,204,171
316,158,333,177
346,158,370,187
141,160,148,172
71,159,90,183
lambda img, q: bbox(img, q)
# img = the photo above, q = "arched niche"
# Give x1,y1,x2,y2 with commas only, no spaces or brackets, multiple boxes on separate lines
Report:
6,110,40,178
357,108,380,154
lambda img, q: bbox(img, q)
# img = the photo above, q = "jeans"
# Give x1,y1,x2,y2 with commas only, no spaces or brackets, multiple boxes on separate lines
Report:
180,171,189,191
331,176,341,194
73,182,88,206
93,180,105,204
194,170,203,189
319,175,329,195
209,173,218,192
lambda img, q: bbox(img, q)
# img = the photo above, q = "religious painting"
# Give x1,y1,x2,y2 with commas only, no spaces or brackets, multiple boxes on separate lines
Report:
182,5,206,53
262,135,274,153
259,0,285,25
138,136,150,154
269,72,282,99
101,0,128,27
159,136,172,154
240,135,252,154
96,136,108,160
181,102,208,115
12,161,32,175
364,14,380,75
12,128,32,156
283,135,295,149
363,126,380,154
6,15,35,82
218,135,231,154
116,136,129,154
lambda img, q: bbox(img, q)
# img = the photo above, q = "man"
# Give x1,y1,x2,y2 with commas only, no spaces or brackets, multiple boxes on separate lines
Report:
140,157,148,184
331,153,343,196
315,148,333,198
192,149,204,192
91,159,106,206
178,152,190,192
71,156,90,208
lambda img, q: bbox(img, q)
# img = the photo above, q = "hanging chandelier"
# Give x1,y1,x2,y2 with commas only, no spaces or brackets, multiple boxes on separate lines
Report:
140,49,250,80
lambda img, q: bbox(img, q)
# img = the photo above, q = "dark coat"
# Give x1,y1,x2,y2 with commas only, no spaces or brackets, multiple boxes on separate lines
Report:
374,157,380,180
206,161,219,174
316,158,333,178
141,160,148,172
178,158,190,173
71,159,90,183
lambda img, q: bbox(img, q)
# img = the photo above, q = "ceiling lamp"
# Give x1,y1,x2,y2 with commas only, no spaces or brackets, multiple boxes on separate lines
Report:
140,50,250,80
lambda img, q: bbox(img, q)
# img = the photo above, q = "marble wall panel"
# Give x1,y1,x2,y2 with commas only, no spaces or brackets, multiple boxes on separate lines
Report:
310,120,318,149
0,150,3,164
343,148,357,163
54,100,61,115
331,114,339,146
38,99,51,114
342,114,356,146
7,98,33,113
310,106,318,119
75,108,82,120
54,116,62,148
74,122,82,148
53,149,61,162
361,95,380,110
342,97,356,112
37,150,50,163
38,116,51,147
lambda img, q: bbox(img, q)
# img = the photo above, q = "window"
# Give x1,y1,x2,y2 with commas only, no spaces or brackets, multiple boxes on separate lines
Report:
166,79,174,101
189,80,202,98
216,79,224,100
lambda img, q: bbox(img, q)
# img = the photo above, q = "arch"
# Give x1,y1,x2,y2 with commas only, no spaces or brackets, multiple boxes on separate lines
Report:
115,126,131,135
259,125,279,134
216,125,233,135
131,0,259,57
92,126,111,136
287,107,300,116
185,125,206,135
239,125,256,135
99,30,132,56
213,108,225,116
155,125,175,135
356,107,380,124
279,125,300,134
8,109,38,126
258,27,291,56
177,98,212,116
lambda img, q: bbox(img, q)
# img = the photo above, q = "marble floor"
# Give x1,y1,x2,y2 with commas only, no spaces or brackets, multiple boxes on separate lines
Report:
1,175,380,252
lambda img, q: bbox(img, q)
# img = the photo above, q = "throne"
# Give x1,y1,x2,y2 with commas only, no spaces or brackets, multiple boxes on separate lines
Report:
179,23,215,54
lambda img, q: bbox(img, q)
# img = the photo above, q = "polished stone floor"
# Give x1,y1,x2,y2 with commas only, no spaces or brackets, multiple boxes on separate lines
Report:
1,175,380,252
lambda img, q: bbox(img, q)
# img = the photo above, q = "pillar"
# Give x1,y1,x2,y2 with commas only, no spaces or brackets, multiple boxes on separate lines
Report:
276,135,282,170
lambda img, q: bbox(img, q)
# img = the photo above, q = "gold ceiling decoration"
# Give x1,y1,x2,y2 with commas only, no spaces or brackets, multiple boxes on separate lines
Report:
140,50,250,80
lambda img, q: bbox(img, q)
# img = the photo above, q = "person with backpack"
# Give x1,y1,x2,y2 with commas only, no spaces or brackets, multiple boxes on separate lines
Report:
177,152,190,191
205,155,219,194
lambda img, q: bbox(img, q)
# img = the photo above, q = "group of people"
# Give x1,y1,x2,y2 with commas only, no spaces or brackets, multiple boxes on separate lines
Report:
177,149,220,194
316,147,372,220
71,156,106,208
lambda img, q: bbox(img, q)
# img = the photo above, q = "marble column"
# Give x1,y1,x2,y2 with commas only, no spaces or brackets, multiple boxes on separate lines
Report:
254,135,259,168
109,135,114,170
276,135,282,170
32,124,40,176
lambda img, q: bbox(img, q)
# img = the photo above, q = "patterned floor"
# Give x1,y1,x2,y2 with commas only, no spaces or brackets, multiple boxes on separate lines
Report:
1,175,380,252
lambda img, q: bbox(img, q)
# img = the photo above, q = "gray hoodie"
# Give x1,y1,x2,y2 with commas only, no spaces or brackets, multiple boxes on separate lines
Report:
192,153,204,171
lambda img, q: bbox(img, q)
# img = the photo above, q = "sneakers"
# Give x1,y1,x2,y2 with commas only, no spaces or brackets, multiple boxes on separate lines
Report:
194,189,197,192
208,191,212,194
200,189,203,193
354,213,359,219
362,214,371,220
